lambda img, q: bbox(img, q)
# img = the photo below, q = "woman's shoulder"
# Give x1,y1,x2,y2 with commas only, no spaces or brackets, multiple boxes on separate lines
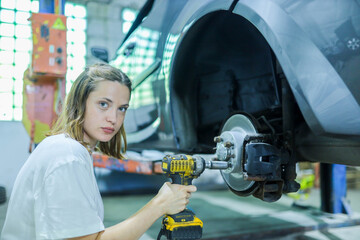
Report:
36,134,88,157
30,134,92,175
42,133,77,146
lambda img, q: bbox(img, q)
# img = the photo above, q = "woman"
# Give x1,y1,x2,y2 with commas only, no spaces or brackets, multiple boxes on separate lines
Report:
1,63,196,240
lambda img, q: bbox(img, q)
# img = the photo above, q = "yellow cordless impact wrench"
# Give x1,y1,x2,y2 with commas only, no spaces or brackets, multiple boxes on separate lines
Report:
157,154,230,240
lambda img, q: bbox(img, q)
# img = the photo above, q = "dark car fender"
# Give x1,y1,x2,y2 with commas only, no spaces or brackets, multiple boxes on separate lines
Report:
231,0,360,136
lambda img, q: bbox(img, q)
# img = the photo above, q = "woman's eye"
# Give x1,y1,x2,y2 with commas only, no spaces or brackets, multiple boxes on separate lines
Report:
99,102,108,108
119,107,127,112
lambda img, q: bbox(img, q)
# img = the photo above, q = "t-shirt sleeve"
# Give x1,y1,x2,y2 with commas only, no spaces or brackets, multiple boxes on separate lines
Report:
34,160,105,239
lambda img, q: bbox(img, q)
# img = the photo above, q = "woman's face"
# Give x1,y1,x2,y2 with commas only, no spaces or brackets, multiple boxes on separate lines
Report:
83,80,130,148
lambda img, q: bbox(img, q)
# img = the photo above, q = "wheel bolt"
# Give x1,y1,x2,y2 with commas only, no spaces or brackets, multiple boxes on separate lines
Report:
224,141,233,148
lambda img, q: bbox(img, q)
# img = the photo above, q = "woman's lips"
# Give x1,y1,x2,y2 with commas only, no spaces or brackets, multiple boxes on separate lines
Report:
102,127,115,134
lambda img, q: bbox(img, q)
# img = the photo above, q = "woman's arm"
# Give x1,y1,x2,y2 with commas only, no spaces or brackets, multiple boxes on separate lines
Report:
68,182,197,240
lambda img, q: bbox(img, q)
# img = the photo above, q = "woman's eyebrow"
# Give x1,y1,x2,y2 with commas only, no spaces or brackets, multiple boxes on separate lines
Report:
101,97,113,103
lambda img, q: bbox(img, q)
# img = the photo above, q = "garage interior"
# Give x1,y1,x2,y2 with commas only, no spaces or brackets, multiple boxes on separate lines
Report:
1,0,360,239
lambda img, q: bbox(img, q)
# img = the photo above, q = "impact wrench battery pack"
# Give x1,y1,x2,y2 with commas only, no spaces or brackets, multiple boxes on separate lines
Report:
158,209,203,240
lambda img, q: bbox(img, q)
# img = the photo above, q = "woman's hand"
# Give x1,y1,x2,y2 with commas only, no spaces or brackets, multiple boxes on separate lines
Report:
153,182,197,215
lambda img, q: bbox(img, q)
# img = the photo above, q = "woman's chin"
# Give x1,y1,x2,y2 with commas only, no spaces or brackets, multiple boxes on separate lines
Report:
98,135,114,143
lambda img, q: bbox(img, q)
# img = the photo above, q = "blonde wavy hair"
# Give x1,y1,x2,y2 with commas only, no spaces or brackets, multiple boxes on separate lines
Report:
49,63,132,159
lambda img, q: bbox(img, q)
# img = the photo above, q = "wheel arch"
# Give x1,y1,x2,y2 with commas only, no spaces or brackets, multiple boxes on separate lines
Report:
170,10,283,151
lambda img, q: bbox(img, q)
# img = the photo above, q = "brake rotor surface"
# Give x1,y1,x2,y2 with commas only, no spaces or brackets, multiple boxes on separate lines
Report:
218,114,258,195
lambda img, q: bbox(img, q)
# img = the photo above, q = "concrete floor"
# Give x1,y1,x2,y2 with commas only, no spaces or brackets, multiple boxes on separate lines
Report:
101,189,360,240
1,188,360,239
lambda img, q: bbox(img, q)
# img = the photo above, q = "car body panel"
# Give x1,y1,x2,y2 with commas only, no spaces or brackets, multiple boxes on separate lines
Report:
109,0,360,166
232,0,360,136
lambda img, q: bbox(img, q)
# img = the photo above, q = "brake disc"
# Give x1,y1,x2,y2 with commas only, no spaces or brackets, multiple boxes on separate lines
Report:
215,114,259,196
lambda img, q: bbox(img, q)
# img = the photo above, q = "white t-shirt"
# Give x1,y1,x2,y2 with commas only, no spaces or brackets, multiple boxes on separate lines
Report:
1,134,105,240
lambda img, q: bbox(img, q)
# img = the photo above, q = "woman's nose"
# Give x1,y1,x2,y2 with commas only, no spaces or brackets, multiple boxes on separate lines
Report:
106,109,117,124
